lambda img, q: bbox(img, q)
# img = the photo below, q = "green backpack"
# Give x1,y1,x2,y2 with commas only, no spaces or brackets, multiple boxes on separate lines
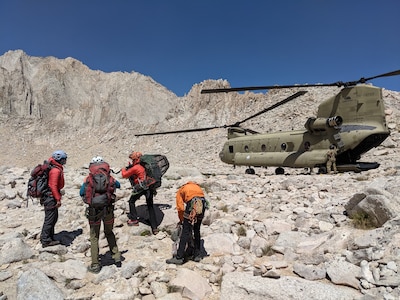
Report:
136,154,169,190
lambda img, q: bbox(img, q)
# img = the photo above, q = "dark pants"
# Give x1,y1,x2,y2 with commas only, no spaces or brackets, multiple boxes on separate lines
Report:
177,198,206,259
40,196,59,244
128,189,157,230
88,206,120,265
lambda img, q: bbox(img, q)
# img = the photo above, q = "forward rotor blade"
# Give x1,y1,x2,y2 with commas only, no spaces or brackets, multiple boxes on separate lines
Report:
135,125,226,137
136,91,307,136
233,91,307,126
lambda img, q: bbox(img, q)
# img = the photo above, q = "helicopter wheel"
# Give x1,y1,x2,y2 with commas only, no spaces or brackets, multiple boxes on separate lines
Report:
245,168,255,175
275,167,285,175
318,166,327,174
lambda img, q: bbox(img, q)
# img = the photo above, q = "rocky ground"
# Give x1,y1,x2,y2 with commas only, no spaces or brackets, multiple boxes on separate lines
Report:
1,125,400,299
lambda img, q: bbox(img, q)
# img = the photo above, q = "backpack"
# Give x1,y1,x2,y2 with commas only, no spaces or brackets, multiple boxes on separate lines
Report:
83,161,116,208
188,197,204,223
192,198,204,215
139,154,169,190
27,161,53,201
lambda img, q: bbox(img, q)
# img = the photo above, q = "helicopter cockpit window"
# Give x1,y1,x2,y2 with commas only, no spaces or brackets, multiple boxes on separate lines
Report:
261,144,267,152
244,145,249,152
281,143,287,151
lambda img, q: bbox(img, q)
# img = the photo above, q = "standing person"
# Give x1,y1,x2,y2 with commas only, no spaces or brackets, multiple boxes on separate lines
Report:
80,156,121,274
121,151,159,235
326,144,338,174
40,150,67,248
166,181,208,265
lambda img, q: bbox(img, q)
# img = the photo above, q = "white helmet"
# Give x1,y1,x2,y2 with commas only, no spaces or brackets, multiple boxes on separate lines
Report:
91,156,104,163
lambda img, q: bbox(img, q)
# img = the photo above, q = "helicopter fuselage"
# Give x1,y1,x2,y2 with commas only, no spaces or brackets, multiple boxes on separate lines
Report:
219,85,390,171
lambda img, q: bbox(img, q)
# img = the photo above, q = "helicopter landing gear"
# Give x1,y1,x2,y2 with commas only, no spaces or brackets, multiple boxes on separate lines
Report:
245,168,255,175
275,167,285,175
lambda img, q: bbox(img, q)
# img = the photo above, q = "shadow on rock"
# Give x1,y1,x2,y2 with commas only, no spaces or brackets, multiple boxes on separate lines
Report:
100,250,128,267
54,228,83,246
136,203,171,227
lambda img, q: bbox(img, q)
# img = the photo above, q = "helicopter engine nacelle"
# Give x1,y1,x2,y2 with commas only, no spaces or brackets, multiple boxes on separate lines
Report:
305,116,343,134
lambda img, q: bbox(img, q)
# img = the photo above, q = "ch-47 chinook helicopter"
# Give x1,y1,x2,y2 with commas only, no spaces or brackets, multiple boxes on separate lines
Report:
136,70,400,175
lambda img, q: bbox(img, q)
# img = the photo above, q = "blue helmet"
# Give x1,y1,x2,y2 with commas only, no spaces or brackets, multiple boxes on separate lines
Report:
52,150,68,162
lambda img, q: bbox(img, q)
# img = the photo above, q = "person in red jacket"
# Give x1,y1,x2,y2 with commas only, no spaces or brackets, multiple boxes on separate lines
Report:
166,181,208,265
121,151,159,234
40,150,67,247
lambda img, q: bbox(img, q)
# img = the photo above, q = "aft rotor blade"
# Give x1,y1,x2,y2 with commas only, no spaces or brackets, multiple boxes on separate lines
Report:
361,69,400,82
135,125,226,137
201,84,336,94
201,69,400,94
234,91,307,126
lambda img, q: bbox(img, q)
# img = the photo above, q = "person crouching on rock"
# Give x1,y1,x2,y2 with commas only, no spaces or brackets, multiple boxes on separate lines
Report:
166,181,208,265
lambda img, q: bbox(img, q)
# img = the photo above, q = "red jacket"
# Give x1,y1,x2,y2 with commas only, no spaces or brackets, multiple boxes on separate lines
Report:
47,157,65,202
121,163,146,185
176,181,205,221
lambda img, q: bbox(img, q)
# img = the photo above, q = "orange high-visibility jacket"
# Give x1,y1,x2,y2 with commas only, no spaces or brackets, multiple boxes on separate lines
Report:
176,181,205,221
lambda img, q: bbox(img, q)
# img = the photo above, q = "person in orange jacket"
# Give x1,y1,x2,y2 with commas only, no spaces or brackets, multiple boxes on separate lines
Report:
166,181,208,265
40,150,67,247
121,151,159,234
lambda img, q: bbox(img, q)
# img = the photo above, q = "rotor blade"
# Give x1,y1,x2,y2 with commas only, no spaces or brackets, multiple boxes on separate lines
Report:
335,69,400,87
233,91,307,126
135,125,226,137
360,69,400,83
243,128,259,134
201,69,400,94
201,84,336,94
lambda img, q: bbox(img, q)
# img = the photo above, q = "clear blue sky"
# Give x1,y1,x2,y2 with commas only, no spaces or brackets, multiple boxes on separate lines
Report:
1,1,399,96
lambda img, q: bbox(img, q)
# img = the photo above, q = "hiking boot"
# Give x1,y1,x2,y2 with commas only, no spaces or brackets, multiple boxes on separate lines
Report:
193,255,202,262
87,264,101,274
115,257,122,268
152,228,159,235
166,257,184,265
42,240,60,248
127,219,139,226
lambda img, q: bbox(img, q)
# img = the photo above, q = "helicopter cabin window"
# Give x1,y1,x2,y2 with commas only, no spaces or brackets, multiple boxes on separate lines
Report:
281,143,287,151
244,145,249,152
261,144,267,152
229,145,234,153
